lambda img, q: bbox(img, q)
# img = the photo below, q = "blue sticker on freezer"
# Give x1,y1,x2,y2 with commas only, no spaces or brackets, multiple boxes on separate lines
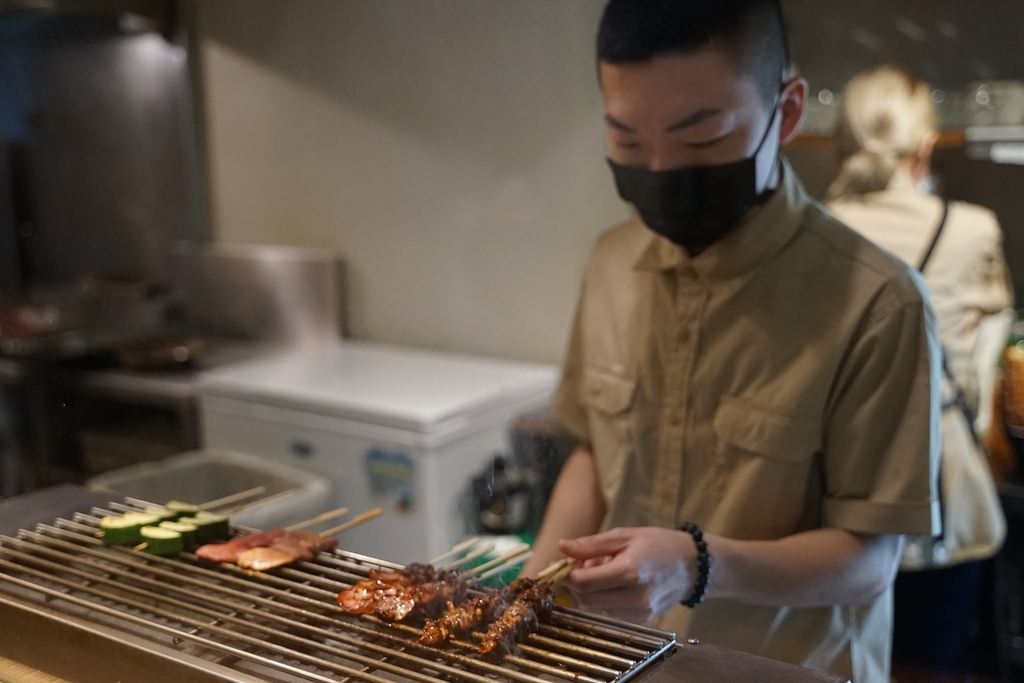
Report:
365,449,415,513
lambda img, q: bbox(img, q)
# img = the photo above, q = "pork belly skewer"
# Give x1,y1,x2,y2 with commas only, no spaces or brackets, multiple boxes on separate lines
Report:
195,505,350,564
236,507,384,571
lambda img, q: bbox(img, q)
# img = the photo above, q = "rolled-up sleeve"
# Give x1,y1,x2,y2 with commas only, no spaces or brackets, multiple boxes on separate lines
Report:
822,282,942,536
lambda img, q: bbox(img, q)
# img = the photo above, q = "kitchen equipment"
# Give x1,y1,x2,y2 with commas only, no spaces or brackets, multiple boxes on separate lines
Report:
86,449,332,529
197,342,557,563
169,242,344,346
510,410,577,535
0,497,677,683
114,336,205,371
466,454,532,536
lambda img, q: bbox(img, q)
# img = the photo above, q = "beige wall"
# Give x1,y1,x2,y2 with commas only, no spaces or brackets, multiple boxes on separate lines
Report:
194,0,628,364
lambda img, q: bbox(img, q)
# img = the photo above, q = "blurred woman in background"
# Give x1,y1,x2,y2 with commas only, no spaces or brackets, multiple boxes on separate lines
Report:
826,65,1013,680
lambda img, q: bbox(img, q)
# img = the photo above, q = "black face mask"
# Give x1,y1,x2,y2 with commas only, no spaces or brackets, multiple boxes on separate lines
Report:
608,101,780,252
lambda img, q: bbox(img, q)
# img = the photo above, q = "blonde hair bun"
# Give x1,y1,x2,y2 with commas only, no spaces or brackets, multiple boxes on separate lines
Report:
826,65,939,201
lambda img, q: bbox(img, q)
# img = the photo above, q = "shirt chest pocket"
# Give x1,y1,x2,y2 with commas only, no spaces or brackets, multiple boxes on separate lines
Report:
579,365,638,501
712,396,823,536
713,396,821,460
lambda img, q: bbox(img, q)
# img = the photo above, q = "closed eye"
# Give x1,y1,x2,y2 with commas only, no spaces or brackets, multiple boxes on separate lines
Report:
615,141,642,150
685,132,732,150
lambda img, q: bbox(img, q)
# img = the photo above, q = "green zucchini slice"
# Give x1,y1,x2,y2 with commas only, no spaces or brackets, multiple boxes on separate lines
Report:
159,520,199,548
140,526,184,556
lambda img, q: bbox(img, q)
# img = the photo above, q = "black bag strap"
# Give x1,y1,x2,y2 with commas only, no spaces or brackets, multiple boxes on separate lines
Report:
917,200,950,272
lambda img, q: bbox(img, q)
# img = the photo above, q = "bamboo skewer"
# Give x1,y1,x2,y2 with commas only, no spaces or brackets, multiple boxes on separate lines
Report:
536,557,575,584
429,537,480,566
284,507,350,532
221,489,295,517
467,543,531,577
196,486,268,511
317,507,384,539
476,550,535,581
445,543,495,569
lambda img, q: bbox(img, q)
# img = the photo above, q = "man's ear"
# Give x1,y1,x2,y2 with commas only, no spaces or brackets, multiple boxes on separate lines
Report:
778,77,808,145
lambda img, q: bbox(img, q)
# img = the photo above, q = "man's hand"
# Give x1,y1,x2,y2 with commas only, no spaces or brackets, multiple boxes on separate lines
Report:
558,526,902,620
559,527,696,624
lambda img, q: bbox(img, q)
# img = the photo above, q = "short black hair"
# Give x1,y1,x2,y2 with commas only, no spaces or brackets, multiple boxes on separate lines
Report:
597,0,789,104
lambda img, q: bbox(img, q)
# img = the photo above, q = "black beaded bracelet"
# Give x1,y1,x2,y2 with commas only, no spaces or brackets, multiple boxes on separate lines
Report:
678,521,712,608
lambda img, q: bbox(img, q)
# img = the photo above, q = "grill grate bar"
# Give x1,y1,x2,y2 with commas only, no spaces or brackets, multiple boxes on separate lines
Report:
3,532,569,683
47,512,670,679
1,502,677,683
0,559,453,683
55,514,660,665
4,530,608,683
0,570,369,683
0,548,504,683
80,506,667,652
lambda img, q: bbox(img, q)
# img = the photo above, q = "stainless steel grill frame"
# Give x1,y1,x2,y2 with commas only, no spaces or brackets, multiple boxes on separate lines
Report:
0,498,678,683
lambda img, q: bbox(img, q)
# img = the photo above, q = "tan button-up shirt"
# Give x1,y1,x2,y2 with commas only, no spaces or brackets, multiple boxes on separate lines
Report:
552,163,941,683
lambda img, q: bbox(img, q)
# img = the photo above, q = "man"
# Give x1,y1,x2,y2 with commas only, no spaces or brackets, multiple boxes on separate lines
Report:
520,2,940,681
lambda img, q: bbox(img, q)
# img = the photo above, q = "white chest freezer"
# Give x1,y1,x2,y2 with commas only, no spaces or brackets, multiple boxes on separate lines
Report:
196,342,557,563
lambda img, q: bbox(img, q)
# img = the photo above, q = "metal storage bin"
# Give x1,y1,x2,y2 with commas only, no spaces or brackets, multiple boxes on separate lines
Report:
86,449,332,529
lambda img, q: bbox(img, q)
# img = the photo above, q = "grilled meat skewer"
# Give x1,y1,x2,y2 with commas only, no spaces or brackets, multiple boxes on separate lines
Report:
338,563,471,622
196,529,336,567
476,578,553,655
339,563,555,655
420,593,503,645
236,532,338,570
195,529,287,563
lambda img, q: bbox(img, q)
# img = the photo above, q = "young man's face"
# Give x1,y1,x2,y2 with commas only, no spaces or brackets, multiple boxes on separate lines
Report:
599,46,805,191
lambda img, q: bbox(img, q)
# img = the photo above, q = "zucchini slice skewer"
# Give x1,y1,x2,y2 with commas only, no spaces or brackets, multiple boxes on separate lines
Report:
140,526,185,556
99,512,161,546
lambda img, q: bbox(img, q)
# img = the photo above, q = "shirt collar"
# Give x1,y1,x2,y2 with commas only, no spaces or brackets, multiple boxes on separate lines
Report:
633,159,810,281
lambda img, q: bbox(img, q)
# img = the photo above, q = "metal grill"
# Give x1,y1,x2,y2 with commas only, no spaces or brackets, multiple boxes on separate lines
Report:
0,499,677,683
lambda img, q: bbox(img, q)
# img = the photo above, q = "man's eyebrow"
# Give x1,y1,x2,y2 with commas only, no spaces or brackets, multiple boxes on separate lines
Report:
604,114,637,134
665,108,723,132
604,108,724,135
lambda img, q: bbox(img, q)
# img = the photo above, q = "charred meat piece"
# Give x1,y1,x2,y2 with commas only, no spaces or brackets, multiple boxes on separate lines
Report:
338,569,419,619
413,569,471,618
477,578,553,655
337,564,472,622
420,593,504,645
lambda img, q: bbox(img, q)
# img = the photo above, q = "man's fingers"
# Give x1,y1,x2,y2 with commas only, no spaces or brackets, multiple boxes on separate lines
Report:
567,554,638,593
559,528,632,561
